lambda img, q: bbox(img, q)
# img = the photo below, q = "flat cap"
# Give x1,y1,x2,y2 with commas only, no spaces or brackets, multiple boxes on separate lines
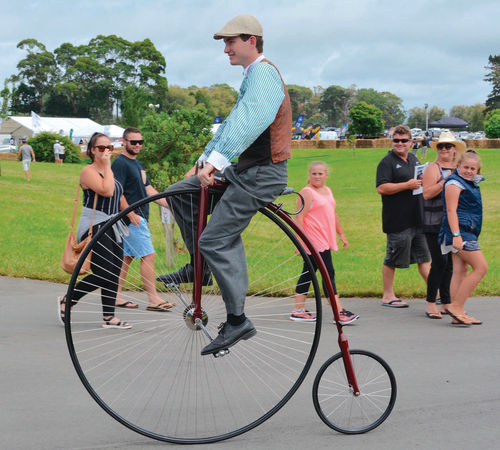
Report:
213,14,263,39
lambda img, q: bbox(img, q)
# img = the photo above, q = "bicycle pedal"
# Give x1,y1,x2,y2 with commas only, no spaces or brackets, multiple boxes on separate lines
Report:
213,348,230,358
160,281,180,288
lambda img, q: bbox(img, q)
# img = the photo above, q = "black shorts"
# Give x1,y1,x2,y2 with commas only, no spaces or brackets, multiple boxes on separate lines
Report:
384,227,430,268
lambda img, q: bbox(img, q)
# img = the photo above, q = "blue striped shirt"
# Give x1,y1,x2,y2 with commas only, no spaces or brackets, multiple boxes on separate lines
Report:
201,55,285,171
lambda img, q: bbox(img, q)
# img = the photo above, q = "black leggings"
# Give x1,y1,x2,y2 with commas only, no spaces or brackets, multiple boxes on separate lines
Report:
71,225,124,318
295,249,338,297
425,232,452,304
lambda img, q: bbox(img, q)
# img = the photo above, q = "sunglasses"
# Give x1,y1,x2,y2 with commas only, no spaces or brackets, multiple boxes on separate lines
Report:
127,139,144,146
437,143,455,150
95,145,114,152
393,138,410,143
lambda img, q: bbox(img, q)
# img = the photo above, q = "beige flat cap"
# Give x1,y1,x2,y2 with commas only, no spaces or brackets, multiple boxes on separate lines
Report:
213,14,263,39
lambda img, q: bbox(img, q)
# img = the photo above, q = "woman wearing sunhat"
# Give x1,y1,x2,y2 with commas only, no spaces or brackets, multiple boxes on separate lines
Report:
422,131,464,319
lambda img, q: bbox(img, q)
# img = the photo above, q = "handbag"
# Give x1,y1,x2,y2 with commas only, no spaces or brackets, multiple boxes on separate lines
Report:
60,184,97,275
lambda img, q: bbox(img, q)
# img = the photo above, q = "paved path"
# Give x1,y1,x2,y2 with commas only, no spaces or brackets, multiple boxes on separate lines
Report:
1,276,499,449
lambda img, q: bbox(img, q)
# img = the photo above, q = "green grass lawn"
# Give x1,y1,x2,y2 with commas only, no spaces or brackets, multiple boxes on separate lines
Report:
1,147,498,298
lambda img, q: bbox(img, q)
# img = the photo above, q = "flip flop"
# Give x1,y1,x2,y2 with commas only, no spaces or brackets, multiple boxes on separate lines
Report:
102,318,132,329
115,301,139,309
446,309,471,326
425,312,442,319
465,315,482,325
57,296,66,326
146,301,176,311
382,299,409,308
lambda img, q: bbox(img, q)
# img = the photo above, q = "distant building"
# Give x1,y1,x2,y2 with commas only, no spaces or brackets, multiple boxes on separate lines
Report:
0,116,125,144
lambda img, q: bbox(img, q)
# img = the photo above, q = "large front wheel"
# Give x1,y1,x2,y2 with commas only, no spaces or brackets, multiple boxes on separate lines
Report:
312,350,396,434
65,189,322,444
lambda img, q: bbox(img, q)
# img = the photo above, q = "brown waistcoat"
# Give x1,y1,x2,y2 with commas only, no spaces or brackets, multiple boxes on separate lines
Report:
236,59,292,172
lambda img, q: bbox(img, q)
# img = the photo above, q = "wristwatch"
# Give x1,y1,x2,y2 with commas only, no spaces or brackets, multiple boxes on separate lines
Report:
452,231,461,237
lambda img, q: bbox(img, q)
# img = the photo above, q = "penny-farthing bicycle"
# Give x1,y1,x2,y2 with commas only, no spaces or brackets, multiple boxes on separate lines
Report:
64,179,396,444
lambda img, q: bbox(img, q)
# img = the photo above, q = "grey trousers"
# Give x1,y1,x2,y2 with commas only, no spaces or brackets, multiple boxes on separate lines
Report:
166,161,288,315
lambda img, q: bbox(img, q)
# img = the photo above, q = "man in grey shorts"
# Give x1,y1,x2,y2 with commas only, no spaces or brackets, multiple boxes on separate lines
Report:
157,14,292,355
18,139,36,182
376,125,430,308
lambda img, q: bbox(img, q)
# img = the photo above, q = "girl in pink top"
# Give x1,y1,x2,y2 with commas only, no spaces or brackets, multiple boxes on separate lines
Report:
292,161,359,325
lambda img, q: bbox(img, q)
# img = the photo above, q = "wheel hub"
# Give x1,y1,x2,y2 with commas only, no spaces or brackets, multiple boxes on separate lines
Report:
183,304,208,330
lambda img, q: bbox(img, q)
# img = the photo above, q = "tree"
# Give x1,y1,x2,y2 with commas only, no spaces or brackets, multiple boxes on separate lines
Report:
139,107,213,191
165,85,197,113
10,39,58,114
356,88,405,127
0,82,10,115
205,84,237,119
429,106,446,124
319,84,356,126
484,109,500,138
348,101,384,137
407,105,445,129
406,107,425,129
8,36,168,122
121,85,155,127
287,84,313,121
449,104,486,131
468,104,487,131
27,132,81,163
192,89,214,118
484,54,500,112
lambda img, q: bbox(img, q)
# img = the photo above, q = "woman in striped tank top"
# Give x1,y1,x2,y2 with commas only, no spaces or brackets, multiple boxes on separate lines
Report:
59,132,131,329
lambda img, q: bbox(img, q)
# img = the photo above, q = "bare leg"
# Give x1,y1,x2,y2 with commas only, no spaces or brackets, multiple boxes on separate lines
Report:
382,264,397,302
449,250,488,317
294,293,307,310
116,255,137,306
141,253,174,308
418,261,430,283
328,294,343,312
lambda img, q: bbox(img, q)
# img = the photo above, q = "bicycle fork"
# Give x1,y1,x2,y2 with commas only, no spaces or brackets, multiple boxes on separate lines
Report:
192,183,229,358
271,204,361,395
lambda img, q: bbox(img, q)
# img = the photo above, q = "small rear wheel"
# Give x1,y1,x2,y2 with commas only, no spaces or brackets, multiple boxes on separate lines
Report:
312,349,396,434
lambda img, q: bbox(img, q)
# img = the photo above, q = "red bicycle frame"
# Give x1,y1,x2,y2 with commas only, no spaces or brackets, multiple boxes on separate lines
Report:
192,181,360,394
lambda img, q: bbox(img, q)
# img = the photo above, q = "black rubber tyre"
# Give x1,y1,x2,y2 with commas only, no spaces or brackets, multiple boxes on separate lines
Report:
312,349,396,434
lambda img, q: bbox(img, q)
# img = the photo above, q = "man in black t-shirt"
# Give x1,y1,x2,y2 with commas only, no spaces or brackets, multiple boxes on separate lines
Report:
376,125,430,308
112,127,174,311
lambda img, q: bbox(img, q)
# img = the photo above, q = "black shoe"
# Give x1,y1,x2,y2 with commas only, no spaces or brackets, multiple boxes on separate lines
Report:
156,264,213,286
201,319,256,355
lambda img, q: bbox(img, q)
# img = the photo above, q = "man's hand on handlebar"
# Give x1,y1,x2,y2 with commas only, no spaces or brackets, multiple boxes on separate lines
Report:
197,162,215,187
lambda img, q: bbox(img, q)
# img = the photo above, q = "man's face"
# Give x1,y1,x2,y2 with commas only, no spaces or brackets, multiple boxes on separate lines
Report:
392,134,412,158
123,132,143,156
223,36,255,67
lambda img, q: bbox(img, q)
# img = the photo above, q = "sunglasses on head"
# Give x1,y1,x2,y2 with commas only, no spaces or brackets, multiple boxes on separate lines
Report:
127,139,144,146
95,145,114,152
437,143,455,150
393,138,410,143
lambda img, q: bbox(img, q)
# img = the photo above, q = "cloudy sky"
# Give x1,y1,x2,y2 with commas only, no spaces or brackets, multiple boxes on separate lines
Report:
2,0,498,114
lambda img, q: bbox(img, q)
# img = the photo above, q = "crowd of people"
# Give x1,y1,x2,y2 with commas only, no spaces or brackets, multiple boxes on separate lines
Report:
376,126,487,325
49,14,489,357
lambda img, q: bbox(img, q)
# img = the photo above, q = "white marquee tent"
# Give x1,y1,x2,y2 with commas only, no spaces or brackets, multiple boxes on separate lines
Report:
0,115,125,143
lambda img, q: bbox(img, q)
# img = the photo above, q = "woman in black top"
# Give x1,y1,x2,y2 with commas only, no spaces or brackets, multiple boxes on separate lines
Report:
59,132,130,329
421,132,462,318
